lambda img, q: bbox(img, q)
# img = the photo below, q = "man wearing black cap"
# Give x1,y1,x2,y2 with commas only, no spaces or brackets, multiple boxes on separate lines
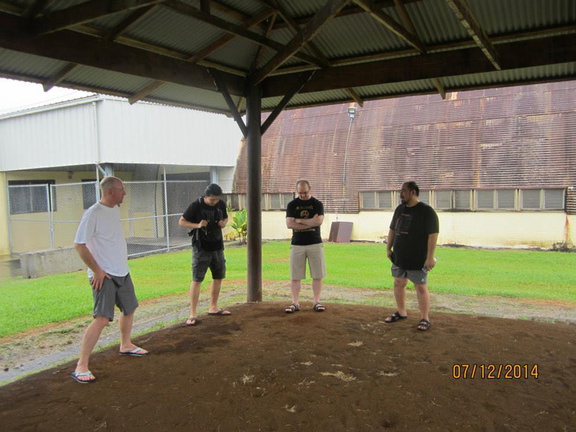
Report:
179,183,230,326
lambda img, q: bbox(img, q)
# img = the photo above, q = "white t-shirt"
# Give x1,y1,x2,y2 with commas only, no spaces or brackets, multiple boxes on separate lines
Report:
74,202,129,278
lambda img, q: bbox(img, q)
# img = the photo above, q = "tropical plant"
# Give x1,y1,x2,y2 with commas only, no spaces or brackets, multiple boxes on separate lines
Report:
230,208,247,243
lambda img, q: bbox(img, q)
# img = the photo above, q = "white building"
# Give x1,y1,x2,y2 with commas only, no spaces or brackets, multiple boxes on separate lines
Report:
0,96,243,257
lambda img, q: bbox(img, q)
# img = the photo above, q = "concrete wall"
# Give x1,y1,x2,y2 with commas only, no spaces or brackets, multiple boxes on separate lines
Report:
261,210,575,249
20,246,85,278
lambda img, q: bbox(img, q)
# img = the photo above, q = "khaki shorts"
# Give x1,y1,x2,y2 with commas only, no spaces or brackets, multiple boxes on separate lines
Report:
290,243,327,280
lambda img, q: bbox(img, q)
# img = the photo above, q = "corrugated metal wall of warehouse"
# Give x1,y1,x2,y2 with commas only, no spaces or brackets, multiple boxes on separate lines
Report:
234,81,576,213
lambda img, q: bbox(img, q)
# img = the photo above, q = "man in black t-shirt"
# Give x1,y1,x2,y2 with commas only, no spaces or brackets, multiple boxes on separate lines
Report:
179,184,230,326
285,180,327,313
385,181,439,332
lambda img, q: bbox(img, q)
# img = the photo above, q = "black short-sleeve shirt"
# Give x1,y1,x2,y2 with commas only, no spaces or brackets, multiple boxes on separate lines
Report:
182,198,228,251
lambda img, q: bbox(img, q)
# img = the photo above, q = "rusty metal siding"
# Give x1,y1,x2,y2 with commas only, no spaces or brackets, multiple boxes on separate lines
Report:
234,81,576,213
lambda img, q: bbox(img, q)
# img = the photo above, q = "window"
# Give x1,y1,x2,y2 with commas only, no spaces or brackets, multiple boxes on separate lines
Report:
8,180,56,214
357,188,567,212
378,191,392,209
418,191,430,205
522,190,540,209
454,190,471,210
497,190,515,210
543,189,564,210
477,190,494,209
435,191,452,210
226,194,246,210
360,192,376,209
262,193,294,210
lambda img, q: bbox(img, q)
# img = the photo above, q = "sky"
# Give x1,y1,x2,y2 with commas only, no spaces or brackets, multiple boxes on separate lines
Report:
0,78,92,115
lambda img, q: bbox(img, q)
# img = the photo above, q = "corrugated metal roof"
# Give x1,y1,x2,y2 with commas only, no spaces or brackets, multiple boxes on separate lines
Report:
0,0,573,115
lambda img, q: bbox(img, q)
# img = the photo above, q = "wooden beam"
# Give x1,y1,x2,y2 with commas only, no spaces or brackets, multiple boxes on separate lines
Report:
352,0,426,53
393,0,417,36
128,80,164,104
430,78,446,99
189,8,275,64
266,0,422,30
129,8,274,104
103,5,156,42
262,0,331,68
250,12,278,72
200,0,210,14
163,0,322,67
209,68,248,136
42,63,78,91
261,71,314,135
261,33,576,97
251,0,349,84
0,13,244,95
34,0,166,35
445,0,501,70
23,0,54,19
346,88,364,107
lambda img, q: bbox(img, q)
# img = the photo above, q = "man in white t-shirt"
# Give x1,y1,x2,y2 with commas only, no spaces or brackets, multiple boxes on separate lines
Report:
71,176,148,384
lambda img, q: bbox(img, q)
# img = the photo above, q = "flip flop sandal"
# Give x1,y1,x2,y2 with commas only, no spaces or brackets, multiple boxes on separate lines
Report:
285,303,300,314
119,347,148,356
417,319,431,331
71,371,96,384
313,303,326,312
208,308,231,316
185,317,199,326
384,311,408,323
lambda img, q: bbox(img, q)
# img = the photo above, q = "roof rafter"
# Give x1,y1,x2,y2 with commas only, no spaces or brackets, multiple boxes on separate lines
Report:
0,12,244,96
42,63,78,91
250,0,350,85
352,0,426,53
34,0,166,35
129,8,275,104
163,0,323,67
445,0,501,70
261,33,576,97
24,0,55,19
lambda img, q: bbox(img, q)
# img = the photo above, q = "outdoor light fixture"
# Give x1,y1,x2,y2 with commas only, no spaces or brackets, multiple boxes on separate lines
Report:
347,107,356,119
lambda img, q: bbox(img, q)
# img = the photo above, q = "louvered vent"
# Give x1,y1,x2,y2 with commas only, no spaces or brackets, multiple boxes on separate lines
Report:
566,187,576,215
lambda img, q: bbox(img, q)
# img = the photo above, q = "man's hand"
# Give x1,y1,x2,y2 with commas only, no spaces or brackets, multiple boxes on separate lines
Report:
91,268,111,291
423,257,437,271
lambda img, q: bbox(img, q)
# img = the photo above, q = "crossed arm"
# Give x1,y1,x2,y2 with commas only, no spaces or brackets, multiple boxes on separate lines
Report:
286,214,324,230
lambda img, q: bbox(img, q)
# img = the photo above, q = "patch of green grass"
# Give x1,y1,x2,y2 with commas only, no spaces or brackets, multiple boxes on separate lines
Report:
0,242,574,338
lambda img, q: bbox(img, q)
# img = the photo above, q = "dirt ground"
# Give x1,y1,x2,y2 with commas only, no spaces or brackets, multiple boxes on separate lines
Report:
1,287,575,431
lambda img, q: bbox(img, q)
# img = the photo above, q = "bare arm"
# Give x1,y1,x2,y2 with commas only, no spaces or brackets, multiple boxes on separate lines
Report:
424,233,439,270
74,243,109,290
295,214,323,227
286,217,308,230
386,228,395,260
217,217,229,228
178,216,208,230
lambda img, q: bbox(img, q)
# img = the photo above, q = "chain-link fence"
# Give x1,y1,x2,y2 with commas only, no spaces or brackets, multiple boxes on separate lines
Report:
7,180,211,256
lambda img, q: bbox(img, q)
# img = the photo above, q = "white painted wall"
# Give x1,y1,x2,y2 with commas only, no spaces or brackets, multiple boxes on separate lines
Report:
0,102,98,170
0,97,242,171
261,211,576,249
